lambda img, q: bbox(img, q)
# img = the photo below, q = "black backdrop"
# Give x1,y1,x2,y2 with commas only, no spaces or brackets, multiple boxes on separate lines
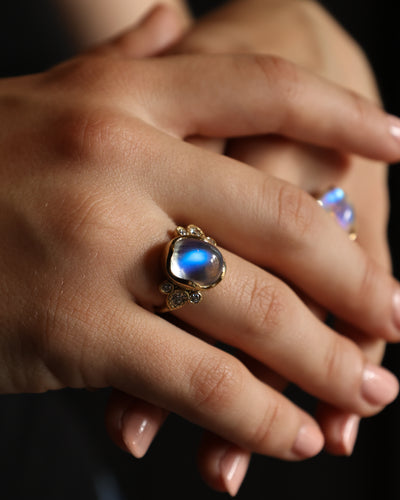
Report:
1,1,400,499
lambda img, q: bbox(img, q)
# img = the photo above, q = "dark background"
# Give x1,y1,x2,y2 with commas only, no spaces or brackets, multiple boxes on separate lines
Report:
1,1,400,499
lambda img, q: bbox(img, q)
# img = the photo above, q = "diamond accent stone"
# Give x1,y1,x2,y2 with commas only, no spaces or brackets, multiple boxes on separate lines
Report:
187,225,205,238
176,226,187,236
167,289,189,309
205,236,217,246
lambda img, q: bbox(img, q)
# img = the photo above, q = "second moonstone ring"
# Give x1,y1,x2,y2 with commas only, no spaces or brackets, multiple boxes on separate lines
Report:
159,225,226,311
317,187,357,241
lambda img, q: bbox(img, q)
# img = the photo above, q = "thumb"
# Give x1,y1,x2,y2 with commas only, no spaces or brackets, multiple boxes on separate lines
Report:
97,4,192,59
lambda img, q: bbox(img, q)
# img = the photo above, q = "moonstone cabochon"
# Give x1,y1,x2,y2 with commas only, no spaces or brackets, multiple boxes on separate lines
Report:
166,237,225,289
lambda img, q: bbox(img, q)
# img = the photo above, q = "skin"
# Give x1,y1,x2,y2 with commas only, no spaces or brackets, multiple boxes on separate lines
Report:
1,2,399,496
100,2,399,494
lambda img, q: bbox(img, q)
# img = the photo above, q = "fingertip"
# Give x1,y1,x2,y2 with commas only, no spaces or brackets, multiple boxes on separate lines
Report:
105,391,166,457
341,415,360,456
291,423,325,459
388,115,400,162
361,363,399,408
121,403,166,458
111,3,191,58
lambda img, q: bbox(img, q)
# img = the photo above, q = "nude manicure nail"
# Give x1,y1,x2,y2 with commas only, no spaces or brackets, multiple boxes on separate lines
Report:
341,415,360,456
389,115,400,141
121,407,162,458
220,449,250,497
361,363,399,407
292,424,324,459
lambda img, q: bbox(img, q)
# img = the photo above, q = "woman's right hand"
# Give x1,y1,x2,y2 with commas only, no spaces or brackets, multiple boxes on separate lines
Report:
1,24,400,471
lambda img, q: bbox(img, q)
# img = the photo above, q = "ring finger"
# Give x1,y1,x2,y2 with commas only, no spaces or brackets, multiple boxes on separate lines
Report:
156,249,398,416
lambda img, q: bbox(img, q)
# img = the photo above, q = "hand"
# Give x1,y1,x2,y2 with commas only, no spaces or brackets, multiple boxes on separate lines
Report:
104,4,399,494
2,8,399,493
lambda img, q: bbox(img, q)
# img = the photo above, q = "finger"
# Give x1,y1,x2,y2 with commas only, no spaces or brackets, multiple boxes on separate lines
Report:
316,169,391,455
167,250,398,416
154,144,400,342
132,54,400,162
105,355,285,495
106,393,251,496
348,161,391,270
93,4,190,58
317,319,387,455
99,301,324,460
317,407,360,456
105,317,218,459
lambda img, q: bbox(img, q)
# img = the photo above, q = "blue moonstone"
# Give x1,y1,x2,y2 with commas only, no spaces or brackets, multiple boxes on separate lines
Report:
169,237,224,288
319,187,355,232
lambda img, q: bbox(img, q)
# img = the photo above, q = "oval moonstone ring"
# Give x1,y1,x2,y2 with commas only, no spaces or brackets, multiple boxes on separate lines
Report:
159,225,226,311
317,187,356,241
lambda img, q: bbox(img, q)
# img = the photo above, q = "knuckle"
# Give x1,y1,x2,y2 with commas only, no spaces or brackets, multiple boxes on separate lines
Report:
322,334,345,383
321,334,364,402
252,54,301,128
188,353,244,414
55,189,119,252
42,59,145,166
348,89,370,126
274,183,316,242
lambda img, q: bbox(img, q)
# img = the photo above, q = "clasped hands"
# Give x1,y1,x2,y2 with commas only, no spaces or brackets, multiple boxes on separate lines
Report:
0,0,399,496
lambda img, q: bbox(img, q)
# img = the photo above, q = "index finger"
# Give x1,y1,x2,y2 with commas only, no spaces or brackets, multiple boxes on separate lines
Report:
130,54,400,162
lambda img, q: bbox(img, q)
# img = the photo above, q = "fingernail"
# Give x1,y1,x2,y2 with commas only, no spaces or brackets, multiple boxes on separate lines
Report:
389,115,400,141
341,415,360,456
361,363,399,407
121,405,163,458
292,424,324,459
392,288,400,331
220,448,250,497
